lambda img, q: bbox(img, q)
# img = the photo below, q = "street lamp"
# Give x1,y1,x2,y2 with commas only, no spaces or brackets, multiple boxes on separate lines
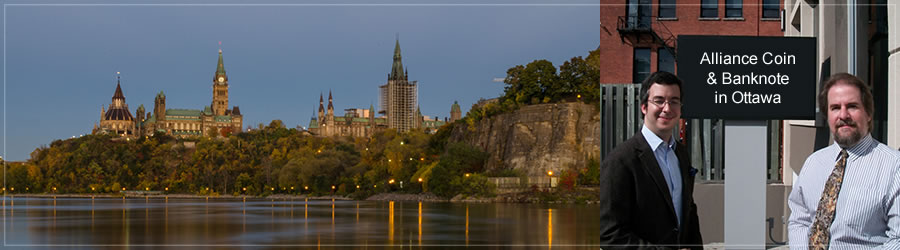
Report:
547,171,554,188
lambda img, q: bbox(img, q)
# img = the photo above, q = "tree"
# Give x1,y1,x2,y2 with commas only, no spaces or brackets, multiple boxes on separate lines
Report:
220,127,233,137
268,120,286,130
521,60,558,103
559,56,601,102
207,127,219,138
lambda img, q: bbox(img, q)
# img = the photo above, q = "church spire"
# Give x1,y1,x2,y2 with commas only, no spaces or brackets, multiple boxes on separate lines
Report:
214,49,227,85
327,90,334,111
112,75,125,102
389,38,405,81
318,93,325,113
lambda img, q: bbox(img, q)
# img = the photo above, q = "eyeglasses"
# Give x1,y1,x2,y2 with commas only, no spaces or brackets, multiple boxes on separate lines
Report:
649,99,682,108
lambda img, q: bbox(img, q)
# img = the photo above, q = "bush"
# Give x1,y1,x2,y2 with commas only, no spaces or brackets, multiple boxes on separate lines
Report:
454,174,495,197
578,158,602,186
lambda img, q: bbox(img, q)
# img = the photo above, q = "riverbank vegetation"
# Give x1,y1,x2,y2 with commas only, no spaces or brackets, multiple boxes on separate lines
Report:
3,120,497,199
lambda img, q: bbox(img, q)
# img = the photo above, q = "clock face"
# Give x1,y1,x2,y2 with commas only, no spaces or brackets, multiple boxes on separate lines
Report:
218,77,225,83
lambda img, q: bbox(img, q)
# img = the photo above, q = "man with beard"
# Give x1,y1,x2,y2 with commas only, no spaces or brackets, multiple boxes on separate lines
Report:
788,73,900,249
596,71,702,249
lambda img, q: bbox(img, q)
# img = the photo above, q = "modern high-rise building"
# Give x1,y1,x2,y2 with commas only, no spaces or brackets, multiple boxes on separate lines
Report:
379,39,418,133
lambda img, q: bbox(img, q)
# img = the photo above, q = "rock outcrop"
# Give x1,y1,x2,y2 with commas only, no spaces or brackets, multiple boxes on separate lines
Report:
449,102,604,176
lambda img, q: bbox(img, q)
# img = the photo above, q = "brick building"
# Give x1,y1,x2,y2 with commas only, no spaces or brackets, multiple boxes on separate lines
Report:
599,0,783,83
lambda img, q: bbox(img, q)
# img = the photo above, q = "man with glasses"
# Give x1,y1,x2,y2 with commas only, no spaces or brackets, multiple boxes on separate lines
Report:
596,71,703,249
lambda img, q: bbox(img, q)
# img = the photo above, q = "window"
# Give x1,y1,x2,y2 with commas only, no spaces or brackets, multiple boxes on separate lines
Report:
633,48,651,83
725,0,742,18
701,0,717,18
659,0,676,18
626,0,652,28
658,48,675,74
762,0,779,18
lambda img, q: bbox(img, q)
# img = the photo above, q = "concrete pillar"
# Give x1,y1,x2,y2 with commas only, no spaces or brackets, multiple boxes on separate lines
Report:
890,0,900,148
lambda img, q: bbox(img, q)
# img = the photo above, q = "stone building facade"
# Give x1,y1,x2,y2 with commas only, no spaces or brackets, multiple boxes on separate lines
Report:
96,75,136,137
94,49,243,138
379,39,418,133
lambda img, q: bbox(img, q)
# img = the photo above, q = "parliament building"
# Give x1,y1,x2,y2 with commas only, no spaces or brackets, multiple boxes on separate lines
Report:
94,49,243,138
307,39,449,137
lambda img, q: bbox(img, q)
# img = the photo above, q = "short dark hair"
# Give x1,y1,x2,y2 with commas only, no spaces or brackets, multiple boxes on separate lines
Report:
818,73,874,131
640,71,683,106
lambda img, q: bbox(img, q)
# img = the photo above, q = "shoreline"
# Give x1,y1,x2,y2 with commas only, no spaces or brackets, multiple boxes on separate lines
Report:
3,188,603,204
4,193,353,200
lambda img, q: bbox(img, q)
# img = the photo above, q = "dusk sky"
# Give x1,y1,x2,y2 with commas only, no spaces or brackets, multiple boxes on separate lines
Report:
1,0,600,161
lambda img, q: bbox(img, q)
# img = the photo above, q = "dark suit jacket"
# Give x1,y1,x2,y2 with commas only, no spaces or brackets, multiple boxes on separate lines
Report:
596,132,703,250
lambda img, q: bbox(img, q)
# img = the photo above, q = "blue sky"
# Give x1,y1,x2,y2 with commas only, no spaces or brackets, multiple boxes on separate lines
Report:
1,0,600,161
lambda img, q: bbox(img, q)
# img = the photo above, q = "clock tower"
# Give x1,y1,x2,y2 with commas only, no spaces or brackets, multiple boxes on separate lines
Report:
212,49,229,116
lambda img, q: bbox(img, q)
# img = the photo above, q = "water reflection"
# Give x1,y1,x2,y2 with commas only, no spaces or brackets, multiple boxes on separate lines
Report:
548,208,553,249
7,197,606,248
418,202,422,247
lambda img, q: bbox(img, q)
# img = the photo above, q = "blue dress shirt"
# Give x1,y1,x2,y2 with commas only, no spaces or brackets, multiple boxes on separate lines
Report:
642,125,683,227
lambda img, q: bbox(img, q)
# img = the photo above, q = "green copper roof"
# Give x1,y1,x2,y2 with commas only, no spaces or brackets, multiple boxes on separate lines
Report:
216,50,226,77
308,118,319,129
166,109,203,117
390,38,404,80
156,91,165,99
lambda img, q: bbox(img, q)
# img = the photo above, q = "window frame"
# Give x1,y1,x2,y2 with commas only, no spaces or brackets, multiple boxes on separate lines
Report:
762,0,780,18
633,48,652,83
725,0,743,18
700,0,718,18
658,0,676,18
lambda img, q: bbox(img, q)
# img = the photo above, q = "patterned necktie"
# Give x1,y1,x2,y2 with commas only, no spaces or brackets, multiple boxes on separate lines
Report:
808,149,849,250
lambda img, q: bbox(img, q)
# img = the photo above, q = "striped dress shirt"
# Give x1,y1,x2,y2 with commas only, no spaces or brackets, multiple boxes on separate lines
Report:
788,134,900,249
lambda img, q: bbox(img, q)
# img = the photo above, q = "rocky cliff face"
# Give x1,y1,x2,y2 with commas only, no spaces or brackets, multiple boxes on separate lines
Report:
449,102,604,176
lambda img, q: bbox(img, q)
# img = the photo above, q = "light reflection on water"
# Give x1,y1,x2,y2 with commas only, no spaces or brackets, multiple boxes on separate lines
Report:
4,196,607,248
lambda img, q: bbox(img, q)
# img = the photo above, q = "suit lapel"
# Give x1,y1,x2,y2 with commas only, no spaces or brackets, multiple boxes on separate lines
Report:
635,134,677,222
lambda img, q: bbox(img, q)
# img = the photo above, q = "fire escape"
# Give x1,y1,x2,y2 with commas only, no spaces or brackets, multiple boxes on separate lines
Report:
616,15,678,59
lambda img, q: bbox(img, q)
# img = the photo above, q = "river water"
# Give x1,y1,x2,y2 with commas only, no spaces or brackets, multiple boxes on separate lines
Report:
4,197,607,249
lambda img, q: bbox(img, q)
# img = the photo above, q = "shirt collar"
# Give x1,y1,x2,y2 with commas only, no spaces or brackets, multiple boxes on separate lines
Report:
642,125,675,152
833,133,876,162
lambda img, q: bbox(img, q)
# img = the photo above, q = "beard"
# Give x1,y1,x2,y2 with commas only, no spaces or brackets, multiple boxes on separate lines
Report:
833,119,864,148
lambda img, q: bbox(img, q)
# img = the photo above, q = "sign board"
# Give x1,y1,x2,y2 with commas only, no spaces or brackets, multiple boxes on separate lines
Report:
677,35,816,120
